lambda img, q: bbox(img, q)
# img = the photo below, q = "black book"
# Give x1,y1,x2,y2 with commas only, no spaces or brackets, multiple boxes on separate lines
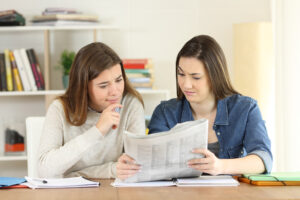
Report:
0,53,7,91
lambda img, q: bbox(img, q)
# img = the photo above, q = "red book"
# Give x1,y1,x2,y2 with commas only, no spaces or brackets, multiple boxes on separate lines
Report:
122,59,152,69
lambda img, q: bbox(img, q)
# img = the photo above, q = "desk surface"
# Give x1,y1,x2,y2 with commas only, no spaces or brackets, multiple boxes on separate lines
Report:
1,179,300,200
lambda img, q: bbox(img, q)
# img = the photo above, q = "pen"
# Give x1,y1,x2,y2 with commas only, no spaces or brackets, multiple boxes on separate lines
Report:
112,107,121,130
32,178,48,184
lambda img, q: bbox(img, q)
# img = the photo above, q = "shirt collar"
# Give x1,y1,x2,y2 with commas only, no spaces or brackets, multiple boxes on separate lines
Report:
181,97,229,125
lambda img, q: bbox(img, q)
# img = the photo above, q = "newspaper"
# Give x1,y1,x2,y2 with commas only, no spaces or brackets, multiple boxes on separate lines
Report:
123,119,208,183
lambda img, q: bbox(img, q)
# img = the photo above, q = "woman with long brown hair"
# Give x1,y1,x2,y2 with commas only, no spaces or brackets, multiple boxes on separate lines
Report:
38,42,143,179
148,35,272,175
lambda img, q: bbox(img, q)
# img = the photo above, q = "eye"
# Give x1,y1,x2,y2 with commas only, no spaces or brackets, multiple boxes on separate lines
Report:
177,72,185,76
99,85,107,89
193,77,201,80
116,78,123,82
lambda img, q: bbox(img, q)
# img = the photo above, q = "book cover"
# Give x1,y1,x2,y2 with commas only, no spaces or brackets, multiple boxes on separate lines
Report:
30,49,45,89
26,49,42,90
20,48,37,91
4,50,13,91
0,53,7,91
9,51,23,91
13,49,31,91
125,69,153,74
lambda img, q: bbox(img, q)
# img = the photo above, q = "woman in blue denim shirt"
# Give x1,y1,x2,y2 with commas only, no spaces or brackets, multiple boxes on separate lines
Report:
148,35,272,175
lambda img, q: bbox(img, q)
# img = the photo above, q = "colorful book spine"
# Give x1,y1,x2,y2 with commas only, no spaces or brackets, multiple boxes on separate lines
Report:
0,53,7,91
29,49,44,90
4,50,13,91
26,49,42,90
9,51,23,91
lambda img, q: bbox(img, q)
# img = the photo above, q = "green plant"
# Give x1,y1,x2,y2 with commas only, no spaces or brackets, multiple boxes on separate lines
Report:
59,50,75,75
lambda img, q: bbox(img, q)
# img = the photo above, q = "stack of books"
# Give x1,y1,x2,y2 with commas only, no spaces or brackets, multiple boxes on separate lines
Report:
31,8,99,26
123,58,154,89
0,49,45,92
0,10,25,26
239,172,300,186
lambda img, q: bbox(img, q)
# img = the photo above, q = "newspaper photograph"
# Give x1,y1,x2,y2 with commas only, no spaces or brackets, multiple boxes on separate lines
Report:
123,119,208,183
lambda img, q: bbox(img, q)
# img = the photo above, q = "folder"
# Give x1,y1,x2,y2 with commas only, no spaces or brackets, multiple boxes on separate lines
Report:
239,172,300,186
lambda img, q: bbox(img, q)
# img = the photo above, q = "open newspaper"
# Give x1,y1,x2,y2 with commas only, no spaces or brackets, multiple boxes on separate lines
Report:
123,119,208,183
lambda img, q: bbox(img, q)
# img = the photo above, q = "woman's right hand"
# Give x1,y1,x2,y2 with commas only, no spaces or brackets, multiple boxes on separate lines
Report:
116,154,141,180
96,104,122,135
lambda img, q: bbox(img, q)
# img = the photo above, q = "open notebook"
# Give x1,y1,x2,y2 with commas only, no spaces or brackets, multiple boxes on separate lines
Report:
23,176,100,189
112,175,239,187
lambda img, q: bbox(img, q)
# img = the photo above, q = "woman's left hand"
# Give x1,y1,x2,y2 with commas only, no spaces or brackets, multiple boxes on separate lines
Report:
188,149,224,175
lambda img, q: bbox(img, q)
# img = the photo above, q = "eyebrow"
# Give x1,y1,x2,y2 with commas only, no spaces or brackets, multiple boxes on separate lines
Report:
178,66,202,76
97,75,123,85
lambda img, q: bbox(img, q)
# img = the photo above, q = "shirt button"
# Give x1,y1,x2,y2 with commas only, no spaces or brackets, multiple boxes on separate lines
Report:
241,151,243,154
217,132,220,136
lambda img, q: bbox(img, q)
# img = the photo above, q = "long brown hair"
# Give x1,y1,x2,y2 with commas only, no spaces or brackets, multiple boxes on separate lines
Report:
58,42,143,126
176,35,238,101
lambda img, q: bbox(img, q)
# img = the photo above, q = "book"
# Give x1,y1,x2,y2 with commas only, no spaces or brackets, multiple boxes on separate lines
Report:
4,50,13,91
239,172,300,186
112,175,239,187
125,69,153,74
9,51,23,91
20,48,37,91
13,50,31,91
32,14,99,22
26,49,43,90
30,49,45,89
0,10,25,26
23,176,100,189
0,177,26,188
0,53,7,91
123,59,153,69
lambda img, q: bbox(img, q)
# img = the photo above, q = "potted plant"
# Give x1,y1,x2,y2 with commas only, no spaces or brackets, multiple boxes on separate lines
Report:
58,50,75,89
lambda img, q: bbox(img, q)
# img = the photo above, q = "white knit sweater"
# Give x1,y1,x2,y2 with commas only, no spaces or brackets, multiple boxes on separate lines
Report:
38,94,145,178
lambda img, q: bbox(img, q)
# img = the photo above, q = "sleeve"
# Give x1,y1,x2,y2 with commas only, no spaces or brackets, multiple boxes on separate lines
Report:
243,100,273,173
38,101,105,178
148,102,171,134
65,162,117,179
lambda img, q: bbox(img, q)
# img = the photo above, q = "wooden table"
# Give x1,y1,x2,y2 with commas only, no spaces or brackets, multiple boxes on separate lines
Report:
1,179,300,200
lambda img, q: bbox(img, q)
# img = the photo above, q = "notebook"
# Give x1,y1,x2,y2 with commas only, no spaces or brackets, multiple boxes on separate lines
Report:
112,175,239,187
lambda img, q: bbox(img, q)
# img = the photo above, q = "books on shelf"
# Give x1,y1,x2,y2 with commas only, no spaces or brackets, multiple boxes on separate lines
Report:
0,10,25,26
123,58,154,89
31,8,99,26
0,48,44,92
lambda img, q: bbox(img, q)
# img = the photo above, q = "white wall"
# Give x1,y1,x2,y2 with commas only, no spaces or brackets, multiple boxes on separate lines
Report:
1,0,271,97
273,0,300,172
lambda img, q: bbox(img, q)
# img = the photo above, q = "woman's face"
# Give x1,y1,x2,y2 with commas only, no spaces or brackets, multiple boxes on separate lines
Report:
177,57,214,104
88,64,124,112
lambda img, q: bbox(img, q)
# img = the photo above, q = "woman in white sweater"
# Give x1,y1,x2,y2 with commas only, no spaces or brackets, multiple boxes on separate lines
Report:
38,42,145,179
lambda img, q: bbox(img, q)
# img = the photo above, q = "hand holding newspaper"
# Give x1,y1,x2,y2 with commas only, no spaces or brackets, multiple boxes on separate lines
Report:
122,119,208,183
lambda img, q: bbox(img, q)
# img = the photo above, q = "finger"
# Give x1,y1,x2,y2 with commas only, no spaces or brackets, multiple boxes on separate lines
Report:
117,169,139,175
117,162,141,170
118,174,135,180
189,163,211,171
188,157,210,165
119,154,136,163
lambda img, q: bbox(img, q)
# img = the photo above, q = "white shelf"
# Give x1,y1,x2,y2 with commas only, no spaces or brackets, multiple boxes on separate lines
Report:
0,90,65,96
0,155,27,161
0,25,118,32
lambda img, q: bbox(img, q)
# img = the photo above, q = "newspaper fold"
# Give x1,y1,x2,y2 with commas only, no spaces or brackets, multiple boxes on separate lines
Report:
123,119,208,183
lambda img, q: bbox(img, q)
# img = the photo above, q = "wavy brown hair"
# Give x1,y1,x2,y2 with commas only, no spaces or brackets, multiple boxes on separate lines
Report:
176,35,238,101
58,42,143,126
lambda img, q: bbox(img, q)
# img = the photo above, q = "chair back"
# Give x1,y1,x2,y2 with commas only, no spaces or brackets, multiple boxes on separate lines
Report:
26,116,45,178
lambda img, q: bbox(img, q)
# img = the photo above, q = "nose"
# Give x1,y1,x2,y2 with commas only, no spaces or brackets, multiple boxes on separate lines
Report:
109,82,118,96
182,77,193,89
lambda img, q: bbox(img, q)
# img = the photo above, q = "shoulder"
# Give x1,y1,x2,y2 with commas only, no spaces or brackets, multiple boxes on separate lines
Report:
153,98,183,116
122,93,143,108
222,94,257,108
47,99,65,115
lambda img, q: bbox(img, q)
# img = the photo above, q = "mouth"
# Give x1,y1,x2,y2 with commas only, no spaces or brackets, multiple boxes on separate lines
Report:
106,98,120,104
184,91,195,96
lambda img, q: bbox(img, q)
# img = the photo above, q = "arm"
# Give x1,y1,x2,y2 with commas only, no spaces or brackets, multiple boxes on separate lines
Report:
38,102,105,178
189,100,272,175
148,103,170,134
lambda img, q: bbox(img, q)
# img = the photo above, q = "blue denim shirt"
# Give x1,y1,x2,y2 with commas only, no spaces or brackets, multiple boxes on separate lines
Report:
148,94,272,173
